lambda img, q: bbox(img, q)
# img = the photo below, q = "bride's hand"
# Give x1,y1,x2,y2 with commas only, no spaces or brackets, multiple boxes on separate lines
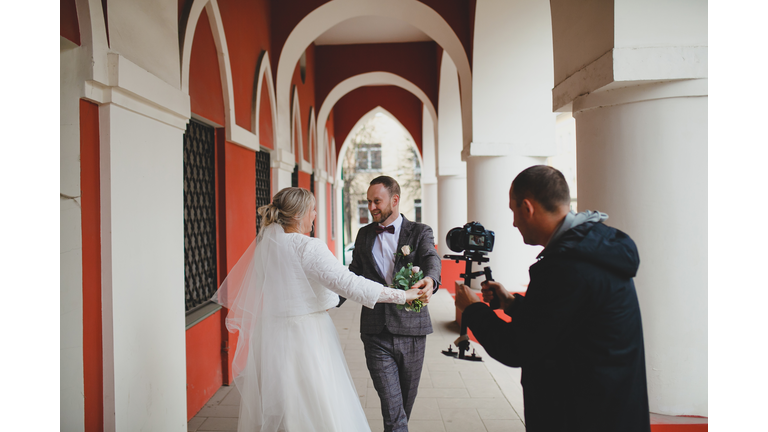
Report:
405,288,425,304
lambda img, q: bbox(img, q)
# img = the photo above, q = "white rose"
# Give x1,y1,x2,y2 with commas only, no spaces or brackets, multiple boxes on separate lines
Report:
411,266,421,274
401,245,412,256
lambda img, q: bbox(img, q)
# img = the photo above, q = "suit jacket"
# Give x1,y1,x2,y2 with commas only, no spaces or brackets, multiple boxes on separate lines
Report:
348,215,441,336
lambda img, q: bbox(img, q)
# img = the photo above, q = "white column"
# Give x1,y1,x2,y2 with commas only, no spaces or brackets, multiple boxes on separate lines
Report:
466,155,545,289
436,175,467,257
467,0,556,290
574,79,708,416
100,103,188,432
315,171,327,242
422,181,438,236
271,148,295,194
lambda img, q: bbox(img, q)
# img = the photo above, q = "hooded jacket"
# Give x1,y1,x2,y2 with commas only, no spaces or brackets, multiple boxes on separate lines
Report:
463,221,650,432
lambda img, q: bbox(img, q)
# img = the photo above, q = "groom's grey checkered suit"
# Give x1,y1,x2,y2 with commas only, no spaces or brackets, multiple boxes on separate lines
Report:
348,215,441,432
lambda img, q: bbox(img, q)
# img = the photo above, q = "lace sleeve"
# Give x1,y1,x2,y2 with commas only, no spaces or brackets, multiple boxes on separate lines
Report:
300,238,385,309
377,287,406,304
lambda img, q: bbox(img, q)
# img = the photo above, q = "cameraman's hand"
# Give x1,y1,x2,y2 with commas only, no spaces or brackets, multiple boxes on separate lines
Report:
480,280,514,310
405,288,426,304
455,282,482,313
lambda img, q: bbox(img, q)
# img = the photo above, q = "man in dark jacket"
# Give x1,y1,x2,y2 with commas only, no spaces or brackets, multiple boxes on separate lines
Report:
455,165,650,432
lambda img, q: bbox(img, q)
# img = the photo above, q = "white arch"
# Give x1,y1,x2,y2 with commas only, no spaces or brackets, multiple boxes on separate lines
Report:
75,0,110,83
334,106,423,184
316,71,437,160
253,51,277,149
307,106,317,169
180,0,257,149
276,0,472,158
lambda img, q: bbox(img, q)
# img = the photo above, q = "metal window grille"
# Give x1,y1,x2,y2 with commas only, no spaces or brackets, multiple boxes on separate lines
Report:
183,119,217,312
292,164,298,187
255,150,271,233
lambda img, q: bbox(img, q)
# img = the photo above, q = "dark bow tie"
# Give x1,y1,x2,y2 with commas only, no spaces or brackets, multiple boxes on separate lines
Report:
375,225,395,235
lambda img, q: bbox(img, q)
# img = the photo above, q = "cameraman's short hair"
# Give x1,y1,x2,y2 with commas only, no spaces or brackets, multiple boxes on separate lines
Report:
370,176,401,198
511,165,570,213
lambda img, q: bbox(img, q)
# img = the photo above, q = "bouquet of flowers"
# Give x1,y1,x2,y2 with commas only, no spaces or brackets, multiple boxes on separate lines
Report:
391,259,425,312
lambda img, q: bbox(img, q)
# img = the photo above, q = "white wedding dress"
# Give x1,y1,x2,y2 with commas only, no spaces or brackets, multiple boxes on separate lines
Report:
213,224,405,432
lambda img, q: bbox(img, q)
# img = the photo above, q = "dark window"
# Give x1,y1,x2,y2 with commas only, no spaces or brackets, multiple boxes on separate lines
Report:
255,150,271,233
183,119,217,312
358,200,370,225
291,164,298,187
355,143,382,172
414,199,422,223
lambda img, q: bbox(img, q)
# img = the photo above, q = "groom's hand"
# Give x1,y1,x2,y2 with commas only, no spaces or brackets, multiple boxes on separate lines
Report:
411,277,434,303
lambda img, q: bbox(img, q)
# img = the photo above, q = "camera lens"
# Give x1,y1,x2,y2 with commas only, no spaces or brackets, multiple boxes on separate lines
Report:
446,227,463,252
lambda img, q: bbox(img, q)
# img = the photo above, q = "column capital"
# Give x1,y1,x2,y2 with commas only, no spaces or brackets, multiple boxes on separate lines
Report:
462,142,555,160
573,78,708,115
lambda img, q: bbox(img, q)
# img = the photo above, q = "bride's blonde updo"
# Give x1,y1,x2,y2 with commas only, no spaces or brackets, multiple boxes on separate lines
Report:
258,187,315,232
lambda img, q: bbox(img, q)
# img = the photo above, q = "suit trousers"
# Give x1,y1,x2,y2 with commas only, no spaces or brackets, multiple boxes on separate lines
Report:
361,329,427,432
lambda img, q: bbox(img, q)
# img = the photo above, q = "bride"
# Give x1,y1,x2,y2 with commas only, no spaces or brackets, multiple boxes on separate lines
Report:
213,187,426,432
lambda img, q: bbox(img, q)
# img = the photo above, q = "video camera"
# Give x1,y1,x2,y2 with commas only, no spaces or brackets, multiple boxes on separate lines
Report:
442,222,497,362
446,221,495,253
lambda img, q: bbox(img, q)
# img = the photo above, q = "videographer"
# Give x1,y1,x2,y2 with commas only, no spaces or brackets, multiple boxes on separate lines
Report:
454,165,651,432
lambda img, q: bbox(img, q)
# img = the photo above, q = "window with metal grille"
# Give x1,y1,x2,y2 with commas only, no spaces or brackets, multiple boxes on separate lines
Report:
355,143,382,172
255,150,271,233
358,200,370,225
183,119,217,312
292,164,298,187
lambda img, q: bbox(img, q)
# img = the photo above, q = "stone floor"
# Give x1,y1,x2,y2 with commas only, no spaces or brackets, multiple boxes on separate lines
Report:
188,289,528,432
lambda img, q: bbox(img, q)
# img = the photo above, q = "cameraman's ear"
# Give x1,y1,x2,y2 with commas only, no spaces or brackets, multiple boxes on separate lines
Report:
521,198,535,218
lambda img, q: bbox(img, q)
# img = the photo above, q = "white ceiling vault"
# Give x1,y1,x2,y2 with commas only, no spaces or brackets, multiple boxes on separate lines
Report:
314,16,432,45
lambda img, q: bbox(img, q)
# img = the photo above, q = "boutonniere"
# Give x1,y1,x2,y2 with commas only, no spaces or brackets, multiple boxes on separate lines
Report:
395,245,412,259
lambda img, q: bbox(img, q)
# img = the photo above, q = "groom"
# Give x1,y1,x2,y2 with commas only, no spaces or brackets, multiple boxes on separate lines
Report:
347,175,441,432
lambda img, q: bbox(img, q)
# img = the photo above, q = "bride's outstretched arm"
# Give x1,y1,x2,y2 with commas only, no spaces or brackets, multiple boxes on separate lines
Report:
302,238,413,308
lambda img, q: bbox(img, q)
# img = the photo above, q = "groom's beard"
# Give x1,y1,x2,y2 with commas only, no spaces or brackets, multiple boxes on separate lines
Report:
372,209,392,224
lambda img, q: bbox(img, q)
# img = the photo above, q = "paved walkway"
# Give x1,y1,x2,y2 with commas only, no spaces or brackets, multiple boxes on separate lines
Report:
188,289,527,431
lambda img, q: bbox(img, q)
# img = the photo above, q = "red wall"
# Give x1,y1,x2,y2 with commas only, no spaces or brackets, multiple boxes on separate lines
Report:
61,0,80,45
189,9,225,126
291,44,317,168
258,75,274,149
185,310,224,421
333,86,424,155
219,0,272,130
315,42,439,115
80,99,103,432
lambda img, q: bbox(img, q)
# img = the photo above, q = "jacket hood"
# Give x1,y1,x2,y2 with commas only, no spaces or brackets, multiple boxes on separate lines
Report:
541,222,640,278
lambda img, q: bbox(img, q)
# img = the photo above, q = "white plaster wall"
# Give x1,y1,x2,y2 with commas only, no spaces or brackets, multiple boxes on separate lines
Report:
466,156,545,290
107,0,181,89
549,0,614,86
436,54,465,177
421,105,439,237
575,95,708,416
436,175,468,258
60,37,89,432
615,0,707,48
101,105,187,431
472,0,556,154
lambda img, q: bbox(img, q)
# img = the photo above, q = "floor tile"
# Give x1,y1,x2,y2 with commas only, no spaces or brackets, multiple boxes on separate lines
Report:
440,408,486,432
197,417,239,431
219,388,241,406
408,419,447,431
483,419,527,431
409,398,442,420
195,404,240,418
188,416,206,432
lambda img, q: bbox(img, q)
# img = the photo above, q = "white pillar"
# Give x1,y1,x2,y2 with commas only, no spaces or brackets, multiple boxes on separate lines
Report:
271,148,295,194
436,175,468,257
315,172,327,242
467,0,556,290
573,79,708,416
466,155,545,289
422,181,438,236
100,103,188,432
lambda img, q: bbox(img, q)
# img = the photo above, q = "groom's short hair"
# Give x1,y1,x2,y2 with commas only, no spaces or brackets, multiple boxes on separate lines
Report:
370,176,400,198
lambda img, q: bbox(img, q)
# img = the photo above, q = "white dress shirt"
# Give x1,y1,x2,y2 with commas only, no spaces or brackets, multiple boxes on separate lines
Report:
372,214,403,286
